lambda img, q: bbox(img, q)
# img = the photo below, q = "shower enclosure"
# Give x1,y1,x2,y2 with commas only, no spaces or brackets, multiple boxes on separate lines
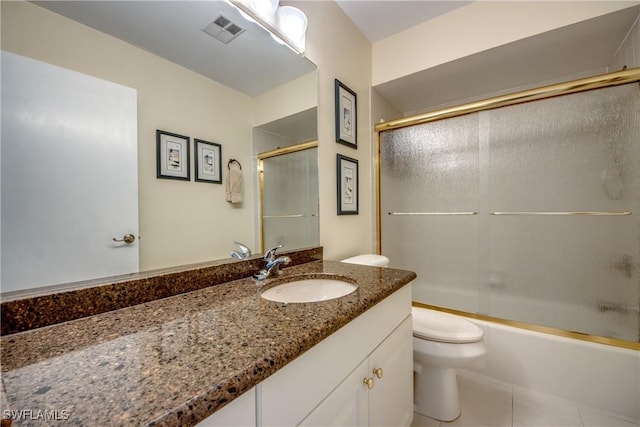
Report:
378,70,640,347
258,142,319,252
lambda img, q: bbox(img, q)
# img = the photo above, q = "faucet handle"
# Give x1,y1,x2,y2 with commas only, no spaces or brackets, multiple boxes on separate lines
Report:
263,244,283,261
234,241,252,256
231,241,252,259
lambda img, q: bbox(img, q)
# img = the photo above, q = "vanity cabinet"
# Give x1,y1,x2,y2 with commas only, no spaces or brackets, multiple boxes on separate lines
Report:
299,316,413,427
261,284,413,427
199,283,413,427
197,386,256,427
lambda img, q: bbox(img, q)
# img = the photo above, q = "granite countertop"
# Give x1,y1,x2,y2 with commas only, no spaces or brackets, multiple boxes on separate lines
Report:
1,260,416,426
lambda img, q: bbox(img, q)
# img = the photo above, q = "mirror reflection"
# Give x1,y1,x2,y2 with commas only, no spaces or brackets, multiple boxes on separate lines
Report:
258,141,319,253
0,1,318,295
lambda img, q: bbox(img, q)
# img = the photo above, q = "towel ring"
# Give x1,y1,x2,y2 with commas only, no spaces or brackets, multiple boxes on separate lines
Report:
228,158,242,170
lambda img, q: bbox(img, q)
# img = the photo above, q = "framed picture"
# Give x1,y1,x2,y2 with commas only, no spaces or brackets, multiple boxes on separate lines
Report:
194,139,222,184
337,154,358,215
335,79,357,149
156,130,190,180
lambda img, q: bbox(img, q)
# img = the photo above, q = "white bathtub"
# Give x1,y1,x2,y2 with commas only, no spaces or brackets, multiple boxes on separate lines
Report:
430,310,640,419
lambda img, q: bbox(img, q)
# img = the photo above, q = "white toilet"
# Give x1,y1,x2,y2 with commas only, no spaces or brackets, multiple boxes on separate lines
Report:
340,255,486,422
340,254,390,267
412,307,486,421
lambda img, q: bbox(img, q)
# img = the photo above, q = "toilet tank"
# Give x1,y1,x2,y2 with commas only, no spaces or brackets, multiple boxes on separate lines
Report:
340,254,390,267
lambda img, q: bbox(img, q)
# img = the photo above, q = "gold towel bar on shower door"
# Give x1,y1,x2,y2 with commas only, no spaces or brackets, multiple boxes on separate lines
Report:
262,214,317,218
388,212,478,216
490,211,632,216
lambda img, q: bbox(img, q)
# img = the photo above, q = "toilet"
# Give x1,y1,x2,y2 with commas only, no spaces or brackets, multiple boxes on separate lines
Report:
340,255,486,422
412,307,486,421
340,254,390,267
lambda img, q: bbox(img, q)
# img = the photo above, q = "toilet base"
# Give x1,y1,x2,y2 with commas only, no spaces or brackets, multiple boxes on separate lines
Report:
414,365,461,422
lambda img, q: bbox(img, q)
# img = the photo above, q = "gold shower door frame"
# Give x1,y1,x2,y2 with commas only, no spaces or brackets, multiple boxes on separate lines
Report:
374,67,640,350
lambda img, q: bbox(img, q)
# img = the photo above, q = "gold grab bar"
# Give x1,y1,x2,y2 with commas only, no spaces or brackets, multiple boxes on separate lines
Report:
388,212,478,216
262,214,317,218
491,211,632,216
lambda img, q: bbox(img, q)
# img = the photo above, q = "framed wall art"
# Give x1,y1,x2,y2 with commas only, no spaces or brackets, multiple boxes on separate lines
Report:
194,139,222,184
156,129,190,181
337,154,358,215
335,79,357,149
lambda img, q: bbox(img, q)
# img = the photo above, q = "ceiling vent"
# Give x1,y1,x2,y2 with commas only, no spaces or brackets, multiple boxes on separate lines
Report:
202,13,246,44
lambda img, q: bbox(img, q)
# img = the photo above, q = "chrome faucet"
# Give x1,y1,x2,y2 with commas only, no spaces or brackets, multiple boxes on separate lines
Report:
263,244,283,262
230,241,252,259
254,244,290,280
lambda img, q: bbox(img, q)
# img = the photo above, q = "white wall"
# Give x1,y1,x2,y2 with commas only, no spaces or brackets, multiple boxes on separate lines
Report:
289,1,375,261
1,1,254,271
372,1,639,87
610,12,640,69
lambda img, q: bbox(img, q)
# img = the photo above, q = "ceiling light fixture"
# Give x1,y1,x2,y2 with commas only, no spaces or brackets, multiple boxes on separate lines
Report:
228,0,307,55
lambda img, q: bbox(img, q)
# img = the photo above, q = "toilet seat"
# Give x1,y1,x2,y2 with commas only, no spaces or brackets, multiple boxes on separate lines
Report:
412,307,484,343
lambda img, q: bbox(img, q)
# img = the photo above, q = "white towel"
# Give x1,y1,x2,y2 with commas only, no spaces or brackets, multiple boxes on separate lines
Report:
225,166,243,203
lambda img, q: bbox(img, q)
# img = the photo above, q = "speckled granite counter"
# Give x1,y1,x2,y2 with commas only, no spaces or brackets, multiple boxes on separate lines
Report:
1,260,416,426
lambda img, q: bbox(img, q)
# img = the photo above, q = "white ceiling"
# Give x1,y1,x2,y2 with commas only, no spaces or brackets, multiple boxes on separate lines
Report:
335,0,472,42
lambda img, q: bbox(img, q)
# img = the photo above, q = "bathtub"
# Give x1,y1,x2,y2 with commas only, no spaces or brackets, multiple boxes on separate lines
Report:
415,306,640,419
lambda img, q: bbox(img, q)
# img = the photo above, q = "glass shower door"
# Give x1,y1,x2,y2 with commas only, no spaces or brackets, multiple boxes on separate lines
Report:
486,84,640,341
260,145,319,252
379,82,640,343
380,114,481,312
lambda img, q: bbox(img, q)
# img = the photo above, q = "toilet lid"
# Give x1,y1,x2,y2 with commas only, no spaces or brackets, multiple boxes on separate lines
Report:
412,307,484,343
341,254,390,267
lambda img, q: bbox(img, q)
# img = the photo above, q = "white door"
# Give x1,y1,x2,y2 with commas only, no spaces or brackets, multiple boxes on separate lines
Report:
1,51,139,292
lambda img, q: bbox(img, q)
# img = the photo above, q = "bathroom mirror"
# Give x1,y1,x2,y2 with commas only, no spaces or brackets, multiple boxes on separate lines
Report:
1,1,318,295
253,106,319,252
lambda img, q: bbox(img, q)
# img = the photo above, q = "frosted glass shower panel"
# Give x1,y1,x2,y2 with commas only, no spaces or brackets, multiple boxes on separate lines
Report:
380,115,480,310
261,148,319,250
488,85,639,212
381,115,479,213
487,83,640,341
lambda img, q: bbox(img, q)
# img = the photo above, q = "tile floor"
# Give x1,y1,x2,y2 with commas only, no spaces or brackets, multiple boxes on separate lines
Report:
411,371,640,427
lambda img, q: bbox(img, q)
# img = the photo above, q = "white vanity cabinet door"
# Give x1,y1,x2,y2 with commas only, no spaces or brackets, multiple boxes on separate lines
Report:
298,360,369,427
368,315,414,427
299,315,413,427
196,387,256,427
261,285,412,427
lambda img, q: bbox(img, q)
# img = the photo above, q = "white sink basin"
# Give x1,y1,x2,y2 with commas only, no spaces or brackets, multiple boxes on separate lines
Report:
260,278,357,303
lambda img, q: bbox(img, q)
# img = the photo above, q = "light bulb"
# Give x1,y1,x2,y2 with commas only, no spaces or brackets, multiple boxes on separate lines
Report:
276,6,307,52
250,0,279,23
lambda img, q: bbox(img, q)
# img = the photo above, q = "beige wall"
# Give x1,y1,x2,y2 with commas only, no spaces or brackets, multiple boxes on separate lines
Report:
372,1,639,87
1,1,254,271
252,71,317,127
290,1,374,261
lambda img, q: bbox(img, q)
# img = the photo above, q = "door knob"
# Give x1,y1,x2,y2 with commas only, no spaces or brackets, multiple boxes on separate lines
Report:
113,234,136,244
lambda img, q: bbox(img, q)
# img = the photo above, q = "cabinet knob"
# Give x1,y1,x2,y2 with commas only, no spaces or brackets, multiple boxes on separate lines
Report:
373,367,383,379
363,377,374,389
